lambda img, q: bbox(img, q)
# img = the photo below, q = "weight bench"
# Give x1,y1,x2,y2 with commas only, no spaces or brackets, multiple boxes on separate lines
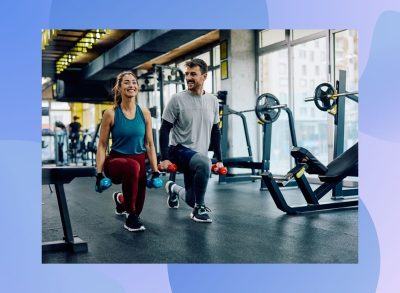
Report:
262,143,358,214
42,166,95,253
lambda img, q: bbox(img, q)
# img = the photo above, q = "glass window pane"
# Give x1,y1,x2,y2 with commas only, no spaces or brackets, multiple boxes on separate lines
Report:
194,52,210,65
213,45,220,66
292,30,325,40
50,101,70,110
334,30,359,150
259,30,286,47
293,37,329,165
214,67,221,92
259,49,289,104
259,48,290,174
204,71,213,93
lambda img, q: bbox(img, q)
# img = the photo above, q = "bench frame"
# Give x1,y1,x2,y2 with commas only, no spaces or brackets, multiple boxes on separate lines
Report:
42,166,95,253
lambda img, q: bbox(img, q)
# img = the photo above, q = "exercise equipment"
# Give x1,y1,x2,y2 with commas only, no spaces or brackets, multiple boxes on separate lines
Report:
158,163,177,173
220,93,286,124
218,92,298,190
255,93,286,124
305,70,359,199
42,129,56,164
262,143,358,214
95,177,112,193
158,163,178,182
54,121,69,166
146,172,163,188
138,64,185,155
305,82,358,112
42,166,96,252
211,164,228,175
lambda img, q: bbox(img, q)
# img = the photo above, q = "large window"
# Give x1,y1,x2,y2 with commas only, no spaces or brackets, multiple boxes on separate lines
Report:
259,49,290,174
259,30,286,47
258,29,358,175
49,101,71,130
293,37,329,164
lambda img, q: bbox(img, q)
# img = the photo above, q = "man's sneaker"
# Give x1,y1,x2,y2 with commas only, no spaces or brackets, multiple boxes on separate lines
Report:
124,214,146,232
165,180,179,209
190,205,212,223
112,192,127,216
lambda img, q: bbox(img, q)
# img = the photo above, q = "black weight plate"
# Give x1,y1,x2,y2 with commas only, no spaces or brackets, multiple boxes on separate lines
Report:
314,83,335,111
255,93,281,124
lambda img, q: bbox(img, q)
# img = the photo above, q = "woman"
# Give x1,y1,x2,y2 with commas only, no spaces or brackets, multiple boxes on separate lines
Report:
96,71,159,232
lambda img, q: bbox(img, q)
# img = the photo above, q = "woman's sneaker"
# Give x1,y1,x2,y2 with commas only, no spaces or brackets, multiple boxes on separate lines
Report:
165,181,179,209
190,205,212,223
112,192,127,216
124,214,146,232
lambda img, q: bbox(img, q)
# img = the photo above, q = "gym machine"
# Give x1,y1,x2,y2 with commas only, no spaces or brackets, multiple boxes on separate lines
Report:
86,122,101,166
262,142,358,214
54,121,69,166
218,92,298,190
304,70,359,199
138,64,185,153
262,71,359,214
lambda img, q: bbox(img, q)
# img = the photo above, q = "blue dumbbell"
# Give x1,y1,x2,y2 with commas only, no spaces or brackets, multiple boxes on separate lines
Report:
95,176,112,193
147,177,163,188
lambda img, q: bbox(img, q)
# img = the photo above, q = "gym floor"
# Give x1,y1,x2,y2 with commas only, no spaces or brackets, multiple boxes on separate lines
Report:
42,174,358,264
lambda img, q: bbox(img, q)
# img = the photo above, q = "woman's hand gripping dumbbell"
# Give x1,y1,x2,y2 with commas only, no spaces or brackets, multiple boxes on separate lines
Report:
146,171,163,188
95,173,112,193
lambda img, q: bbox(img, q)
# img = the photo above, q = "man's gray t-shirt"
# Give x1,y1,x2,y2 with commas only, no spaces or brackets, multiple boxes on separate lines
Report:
162,90,219,156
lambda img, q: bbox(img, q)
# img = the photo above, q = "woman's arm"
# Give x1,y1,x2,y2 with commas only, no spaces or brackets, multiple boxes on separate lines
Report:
96,109,113,174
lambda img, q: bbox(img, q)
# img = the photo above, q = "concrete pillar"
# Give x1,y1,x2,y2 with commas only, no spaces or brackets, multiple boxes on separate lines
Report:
220,30,260,162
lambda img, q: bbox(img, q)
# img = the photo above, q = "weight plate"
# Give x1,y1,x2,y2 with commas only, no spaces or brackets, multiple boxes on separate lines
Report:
314,83,335,111
255,93,281,124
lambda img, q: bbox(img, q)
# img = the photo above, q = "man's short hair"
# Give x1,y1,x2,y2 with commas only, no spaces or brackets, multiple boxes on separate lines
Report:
185,58,208,74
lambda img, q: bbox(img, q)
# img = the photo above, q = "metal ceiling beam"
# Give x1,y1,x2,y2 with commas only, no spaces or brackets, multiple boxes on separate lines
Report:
83,29,213,81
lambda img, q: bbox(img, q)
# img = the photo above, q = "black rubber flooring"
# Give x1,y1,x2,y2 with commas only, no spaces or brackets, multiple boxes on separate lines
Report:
42,175,357,263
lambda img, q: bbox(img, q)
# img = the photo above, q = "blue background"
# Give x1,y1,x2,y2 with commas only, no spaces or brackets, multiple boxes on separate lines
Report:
0,0,399,292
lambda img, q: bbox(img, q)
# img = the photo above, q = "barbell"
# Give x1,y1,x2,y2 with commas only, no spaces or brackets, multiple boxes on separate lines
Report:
221,93,287,124
255,93,287,124
304,83,359,111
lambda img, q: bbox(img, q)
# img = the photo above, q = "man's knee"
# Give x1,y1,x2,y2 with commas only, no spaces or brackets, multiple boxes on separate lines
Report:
190,153,211,175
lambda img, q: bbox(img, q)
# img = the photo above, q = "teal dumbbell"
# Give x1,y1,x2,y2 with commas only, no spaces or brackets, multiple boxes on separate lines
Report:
147,172,162,188
95,173,112,193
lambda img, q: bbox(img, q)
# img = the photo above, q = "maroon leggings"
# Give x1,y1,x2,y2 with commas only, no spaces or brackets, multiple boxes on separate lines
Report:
104,151,147,215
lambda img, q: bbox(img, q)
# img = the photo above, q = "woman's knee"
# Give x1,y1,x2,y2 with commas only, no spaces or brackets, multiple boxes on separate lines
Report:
125,159,141,176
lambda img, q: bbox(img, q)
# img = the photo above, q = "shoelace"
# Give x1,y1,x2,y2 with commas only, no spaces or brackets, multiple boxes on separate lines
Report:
199,206,211,213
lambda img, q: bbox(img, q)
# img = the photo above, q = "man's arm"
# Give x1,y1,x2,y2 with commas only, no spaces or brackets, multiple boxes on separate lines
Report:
159,119,173,161
210,123,222,162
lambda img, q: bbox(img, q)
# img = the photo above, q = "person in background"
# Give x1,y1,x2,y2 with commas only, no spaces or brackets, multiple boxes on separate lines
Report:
68,115,81,147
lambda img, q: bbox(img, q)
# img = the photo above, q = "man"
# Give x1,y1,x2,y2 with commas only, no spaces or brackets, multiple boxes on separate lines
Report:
68,115,81,147
159,59,224,223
